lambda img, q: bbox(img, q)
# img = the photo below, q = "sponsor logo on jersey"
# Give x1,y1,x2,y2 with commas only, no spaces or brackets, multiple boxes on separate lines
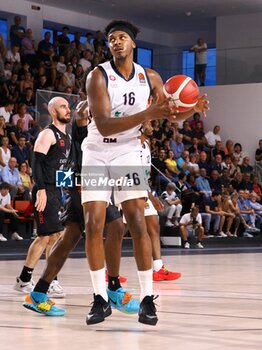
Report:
109,75,116,81
138,72,146,84
59,139,65,147
114,111,121,117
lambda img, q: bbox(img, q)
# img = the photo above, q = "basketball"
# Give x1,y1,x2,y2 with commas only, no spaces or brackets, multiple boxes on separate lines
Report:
163,75,199,112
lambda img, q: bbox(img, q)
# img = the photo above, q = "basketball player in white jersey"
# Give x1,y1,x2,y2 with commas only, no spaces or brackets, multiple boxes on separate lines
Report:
82,20,208,326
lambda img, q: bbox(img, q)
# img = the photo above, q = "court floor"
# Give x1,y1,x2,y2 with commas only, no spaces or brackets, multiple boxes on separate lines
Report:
0,252,262,350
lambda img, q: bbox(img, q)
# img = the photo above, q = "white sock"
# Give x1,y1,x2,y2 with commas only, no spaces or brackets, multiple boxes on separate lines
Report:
153,259,163,272
89,267,108,301
137,269,153,301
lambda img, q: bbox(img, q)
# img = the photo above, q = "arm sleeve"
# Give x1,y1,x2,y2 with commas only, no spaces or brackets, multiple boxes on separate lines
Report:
32,151,46,189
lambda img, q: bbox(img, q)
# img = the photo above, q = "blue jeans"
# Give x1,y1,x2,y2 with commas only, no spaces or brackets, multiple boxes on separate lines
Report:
201,213,221,233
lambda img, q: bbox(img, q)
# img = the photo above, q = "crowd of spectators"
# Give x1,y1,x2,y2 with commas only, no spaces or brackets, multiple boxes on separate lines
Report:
151,114,262,244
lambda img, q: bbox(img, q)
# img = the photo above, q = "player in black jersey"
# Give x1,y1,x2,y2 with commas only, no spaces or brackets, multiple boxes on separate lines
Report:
22,100,139,316
14,97,71,298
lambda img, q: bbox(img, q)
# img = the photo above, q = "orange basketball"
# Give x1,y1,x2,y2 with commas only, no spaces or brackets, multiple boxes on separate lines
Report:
163,75,199,112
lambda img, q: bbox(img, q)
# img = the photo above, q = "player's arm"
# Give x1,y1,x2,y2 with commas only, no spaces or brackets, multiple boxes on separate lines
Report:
32,128,56,212
86,68,175,137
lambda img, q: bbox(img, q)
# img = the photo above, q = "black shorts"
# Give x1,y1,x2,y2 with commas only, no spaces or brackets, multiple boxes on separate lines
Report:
60,187,121,230
32,184,64,236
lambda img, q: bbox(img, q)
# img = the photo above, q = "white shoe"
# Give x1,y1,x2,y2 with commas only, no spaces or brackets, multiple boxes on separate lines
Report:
184,242,190,249
47,280,66,298
11,232,23,240
196,242,204,249
243,231,253,238
14,277,35,293
0,233,7,242
165,219,174,227
218,231,227,237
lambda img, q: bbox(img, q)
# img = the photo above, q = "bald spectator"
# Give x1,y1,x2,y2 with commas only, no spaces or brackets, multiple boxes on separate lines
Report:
171,133,184,159
240,156,253,174
11,103,34,131
1,157,30,200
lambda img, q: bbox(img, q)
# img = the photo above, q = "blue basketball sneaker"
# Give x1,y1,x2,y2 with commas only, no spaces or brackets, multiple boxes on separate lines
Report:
107,287,140,314
23,291,65,316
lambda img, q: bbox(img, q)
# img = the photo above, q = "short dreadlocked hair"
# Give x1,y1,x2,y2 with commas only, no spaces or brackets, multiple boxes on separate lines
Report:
105,20,140,41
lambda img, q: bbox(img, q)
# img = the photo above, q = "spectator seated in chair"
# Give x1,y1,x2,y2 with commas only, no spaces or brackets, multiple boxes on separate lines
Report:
0,182,23,241
160,182,182,227
179,206,204,249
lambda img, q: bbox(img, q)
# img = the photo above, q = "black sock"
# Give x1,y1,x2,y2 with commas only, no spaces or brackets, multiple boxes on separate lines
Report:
34,278,51,294
19,266,34,283
108,275,121,291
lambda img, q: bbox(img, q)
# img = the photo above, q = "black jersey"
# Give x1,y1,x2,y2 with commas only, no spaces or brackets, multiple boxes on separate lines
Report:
39,124,71,185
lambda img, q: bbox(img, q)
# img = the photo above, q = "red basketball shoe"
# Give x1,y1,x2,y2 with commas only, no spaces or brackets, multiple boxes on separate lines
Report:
153,266,181,281
105,270,127,283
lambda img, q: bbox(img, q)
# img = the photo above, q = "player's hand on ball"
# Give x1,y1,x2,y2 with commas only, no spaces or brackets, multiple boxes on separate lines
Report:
35,189,47,212
193,94,209,117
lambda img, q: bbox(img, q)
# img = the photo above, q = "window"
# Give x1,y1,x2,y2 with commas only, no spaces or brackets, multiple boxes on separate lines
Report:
0,18,8,45
42,28,54,43
137,48,152,68
182,48,216,86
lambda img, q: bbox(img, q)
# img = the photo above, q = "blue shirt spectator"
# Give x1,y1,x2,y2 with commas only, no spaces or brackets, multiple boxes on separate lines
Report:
1,157,22,186
195,168,212,196
170,134,184,159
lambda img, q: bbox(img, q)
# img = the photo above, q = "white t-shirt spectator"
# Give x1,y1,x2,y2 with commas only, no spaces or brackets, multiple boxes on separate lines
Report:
6,50,21,64
161,190,179,208
0,107,11,123
205,131,221,147
180,213,202,229
0,192,11,207
191,42,207,64
79,58,91,72
56,62,66,74
11,113,34,131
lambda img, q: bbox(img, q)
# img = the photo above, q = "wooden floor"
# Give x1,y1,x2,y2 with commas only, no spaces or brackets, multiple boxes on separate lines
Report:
0,252,262,350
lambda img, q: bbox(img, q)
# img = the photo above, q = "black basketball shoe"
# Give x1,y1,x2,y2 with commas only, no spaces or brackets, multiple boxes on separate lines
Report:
86,294,112,325
138,295,158,326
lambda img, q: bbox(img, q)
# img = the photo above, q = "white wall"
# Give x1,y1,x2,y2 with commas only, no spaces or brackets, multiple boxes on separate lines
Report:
216,12,262,85
200,83,261,163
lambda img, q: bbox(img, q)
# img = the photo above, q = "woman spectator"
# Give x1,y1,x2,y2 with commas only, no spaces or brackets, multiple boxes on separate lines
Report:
165,149,179,181
227,192,251,237
19,162,32,192
229,156,241,178
58,63,75,92
0,136,11,174
233,143,245,165
253,175,262,197
75,64,85,92
150,137,159,158
162,120,173,139
0,116,7,145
